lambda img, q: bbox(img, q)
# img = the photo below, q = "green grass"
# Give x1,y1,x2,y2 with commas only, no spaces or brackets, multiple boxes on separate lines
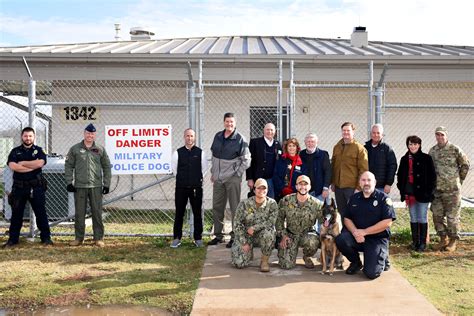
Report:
1,208,473,314
390,238,473,315
391,207,474,235
0,237,207,314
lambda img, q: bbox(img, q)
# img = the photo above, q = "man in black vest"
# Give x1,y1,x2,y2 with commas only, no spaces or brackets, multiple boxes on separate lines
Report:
170,128,207,248
246,123,282,199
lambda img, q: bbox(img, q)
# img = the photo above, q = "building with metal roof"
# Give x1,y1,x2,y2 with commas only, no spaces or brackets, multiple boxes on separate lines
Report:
1,28,473,202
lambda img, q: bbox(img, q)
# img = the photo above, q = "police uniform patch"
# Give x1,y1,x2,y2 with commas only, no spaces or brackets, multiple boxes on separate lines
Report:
386,198,393,206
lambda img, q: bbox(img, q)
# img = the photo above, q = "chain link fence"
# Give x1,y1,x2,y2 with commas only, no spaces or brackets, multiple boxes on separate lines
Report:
200,82,281,232
1,62,473,239
383,82,474,200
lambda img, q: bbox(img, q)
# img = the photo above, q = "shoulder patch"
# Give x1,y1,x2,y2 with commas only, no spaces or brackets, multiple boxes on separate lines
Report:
386,198,393,206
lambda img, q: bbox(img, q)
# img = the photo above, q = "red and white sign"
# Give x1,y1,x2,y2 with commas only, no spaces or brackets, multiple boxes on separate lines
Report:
105,125,172,174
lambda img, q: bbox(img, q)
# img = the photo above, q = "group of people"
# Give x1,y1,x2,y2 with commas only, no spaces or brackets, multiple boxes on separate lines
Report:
3,124,111,249
172,113,469,280
3,114,470,279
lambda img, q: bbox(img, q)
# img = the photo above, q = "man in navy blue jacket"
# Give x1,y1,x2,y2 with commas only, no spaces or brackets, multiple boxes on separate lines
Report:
300,132,331,202
246,123,282,199
364,124,397,194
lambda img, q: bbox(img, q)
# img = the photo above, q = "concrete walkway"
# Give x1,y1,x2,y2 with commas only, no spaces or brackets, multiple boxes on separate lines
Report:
192,243,441,316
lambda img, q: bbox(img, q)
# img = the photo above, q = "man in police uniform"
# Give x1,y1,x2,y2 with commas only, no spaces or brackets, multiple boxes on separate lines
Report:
65,124,111,247
170,128,207,248
276,175,323,270
335,171,395,279
429,126,470,252
3,127,53,248
232,178,278,272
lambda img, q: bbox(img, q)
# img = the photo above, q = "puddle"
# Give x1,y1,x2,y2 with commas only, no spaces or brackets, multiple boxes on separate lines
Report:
1,304,172,315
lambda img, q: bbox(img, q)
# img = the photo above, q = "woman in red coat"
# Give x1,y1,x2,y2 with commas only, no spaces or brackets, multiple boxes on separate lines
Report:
273,138,304,202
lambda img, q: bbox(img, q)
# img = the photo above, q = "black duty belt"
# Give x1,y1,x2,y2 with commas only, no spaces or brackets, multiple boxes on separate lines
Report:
13,178,41,188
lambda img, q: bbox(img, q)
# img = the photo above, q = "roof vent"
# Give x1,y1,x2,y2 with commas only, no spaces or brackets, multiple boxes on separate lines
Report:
351,26,368,48
130,27,155,40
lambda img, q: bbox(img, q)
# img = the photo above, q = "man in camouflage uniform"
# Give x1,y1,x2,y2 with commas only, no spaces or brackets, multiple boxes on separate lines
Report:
277,175,323,269
232,178,278,272
429,126,470,252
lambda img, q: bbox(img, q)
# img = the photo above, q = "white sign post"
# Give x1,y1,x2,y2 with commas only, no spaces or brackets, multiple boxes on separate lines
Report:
105,125,172,174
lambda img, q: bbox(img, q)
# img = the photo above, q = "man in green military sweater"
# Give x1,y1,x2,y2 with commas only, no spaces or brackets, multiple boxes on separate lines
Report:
65,124,111,247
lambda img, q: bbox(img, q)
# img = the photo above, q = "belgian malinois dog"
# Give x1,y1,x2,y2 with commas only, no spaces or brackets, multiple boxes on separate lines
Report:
320,198,341,275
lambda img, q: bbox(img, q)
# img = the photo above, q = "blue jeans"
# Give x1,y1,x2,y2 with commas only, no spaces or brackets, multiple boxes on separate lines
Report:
409,202,429,223
266,178,275,200
311,192,331,233
310,191,331,204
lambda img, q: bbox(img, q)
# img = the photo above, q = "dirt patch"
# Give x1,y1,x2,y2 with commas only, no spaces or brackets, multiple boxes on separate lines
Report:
61,270,110,282
44,289,91,306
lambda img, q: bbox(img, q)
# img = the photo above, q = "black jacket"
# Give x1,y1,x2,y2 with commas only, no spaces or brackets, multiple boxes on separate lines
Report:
364,140,398,187
246,137,282,181
299,148,331,196
397,150,436,203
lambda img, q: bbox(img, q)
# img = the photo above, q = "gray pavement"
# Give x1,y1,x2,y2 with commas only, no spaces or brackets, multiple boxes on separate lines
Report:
192,243,441,316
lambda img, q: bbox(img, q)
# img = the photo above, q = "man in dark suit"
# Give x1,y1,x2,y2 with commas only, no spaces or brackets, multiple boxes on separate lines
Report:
246,123,282,199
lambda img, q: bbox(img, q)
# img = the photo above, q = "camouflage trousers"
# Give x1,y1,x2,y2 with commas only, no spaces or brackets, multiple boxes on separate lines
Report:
431,190,461,239
278,232,320,269
231,228,276,269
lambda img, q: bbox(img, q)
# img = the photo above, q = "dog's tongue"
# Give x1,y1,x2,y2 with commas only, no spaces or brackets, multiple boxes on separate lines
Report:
324,219,329,227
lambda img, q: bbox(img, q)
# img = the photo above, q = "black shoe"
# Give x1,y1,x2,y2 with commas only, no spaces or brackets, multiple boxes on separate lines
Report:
384,260,391,271
345,261,363,275
416,243,426,252
207,238,223,246
42,239,54,246
226,239,234,248
2,241,18,249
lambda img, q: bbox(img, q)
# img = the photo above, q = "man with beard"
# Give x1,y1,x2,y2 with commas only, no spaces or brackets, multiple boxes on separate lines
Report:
276,175,323,269
3,127,52,248
336,171,396,279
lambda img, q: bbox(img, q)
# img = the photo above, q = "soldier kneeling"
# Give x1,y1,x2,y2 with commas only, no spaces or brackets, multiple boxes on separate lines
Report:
231,179,278,272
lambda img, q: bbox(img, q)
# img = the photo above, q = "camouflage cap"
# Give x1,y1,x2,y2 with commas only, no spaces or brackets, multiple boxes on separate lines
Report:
254,178,268,189
296,175,311,185
435,126,447,135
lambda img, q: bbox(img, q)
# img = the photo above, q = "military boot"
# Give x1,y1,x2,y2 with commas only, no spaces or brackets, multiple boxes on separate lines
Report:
434,235,448,251
303,256,315,269
445,237,457,252
260,255,270,272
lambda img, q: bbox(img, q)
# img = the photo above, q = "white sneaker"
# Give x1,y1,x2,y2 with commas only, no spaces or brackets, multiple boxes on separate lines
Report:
194,240,204,248
170,239,181,248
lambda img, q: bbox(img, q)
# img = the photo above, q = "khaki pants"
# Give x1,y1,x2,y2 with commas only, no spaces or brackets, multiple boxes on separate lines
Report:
212,176,242,240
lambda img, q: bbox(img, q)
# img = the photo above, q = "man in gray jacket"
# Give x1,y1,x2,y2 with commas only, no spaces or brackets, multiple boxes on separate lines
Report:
208,113,251,248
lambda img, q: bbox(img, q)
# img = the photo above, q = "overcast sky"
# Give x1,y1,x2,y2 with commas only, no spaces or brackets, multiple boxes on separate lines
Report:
0,0,473,47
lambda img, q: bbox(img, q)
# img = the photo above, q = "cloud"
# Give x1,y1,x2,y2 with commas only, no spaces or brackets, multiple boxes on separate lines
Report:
0,0,473,47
